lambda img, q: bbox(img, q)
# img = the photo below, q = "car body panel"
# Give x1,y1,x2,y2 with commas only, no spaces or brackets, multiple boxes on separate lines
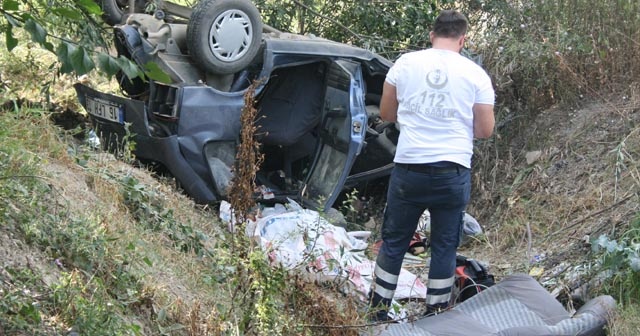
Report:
75,83,219,203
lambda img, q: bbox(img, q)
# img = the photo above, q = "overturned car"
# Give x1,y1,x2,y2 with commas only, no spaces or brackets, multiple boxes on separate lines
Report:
75,0,397,211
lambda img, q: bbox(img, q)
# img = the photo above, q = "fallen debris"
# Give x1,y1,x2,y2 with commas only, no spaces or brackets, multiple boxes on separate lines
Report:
219,200,427,318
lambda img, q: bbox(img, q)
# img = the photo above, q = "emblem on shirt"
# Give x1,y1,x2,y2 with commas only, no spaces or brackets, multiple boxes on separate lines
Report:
426,69,448,90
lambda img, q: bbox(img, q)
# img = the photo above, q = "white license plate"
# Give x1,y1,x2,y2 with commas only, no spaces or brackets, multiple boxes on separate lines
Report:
85,95,124,124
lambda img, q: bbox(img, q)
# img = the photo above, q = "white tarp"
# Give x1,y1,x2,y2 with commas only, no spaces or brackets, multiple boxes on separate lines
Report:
219,200,427,303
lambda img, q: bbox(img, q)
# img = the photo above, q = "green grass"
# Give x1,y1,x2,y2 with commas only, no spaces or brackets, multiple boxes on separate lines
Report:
0,97,360,335
0,105,146,335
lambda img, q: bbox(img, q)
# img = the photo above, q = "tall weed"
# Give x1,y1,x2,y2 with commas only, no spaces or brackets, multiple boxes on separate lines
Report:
476,0,640,133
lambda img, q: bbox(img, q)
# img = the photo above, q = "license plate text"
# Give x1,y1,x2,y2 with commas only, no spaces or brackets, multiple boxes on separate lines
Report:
86,96,124,124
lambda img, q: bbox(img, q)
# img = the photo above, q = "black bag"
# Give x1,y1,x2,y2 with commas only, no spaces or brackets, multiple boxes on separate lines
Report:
454,255,495,302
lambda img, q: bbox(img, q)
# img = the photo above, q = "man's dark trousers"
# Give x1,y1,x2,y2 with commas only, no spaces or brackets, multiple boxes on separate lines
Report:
370,162,471,319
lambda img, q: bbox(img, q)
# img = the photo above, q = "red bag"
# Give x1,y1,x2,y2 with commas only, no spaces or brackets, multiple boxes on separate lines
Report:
454,255,495,302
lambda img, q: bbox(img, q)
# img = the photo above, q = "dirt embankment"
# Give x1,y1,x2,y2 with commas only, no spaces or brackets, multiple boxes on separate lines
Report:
465,89,640,301
4,87,639,334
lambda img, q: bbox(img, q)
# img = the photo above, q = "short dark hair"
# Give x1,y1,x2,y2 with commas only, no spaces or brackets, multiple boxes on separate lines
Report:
432,10,468,38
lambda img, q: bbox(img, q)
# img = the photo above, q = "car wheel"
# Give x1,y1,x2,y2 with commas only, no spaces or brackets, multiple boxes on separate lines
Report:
99,0,145,25
187,0,263,75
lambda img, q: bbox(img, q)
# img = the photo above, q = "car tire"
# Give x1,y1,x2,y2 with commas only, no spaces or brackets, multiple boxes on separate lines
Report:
100,0,145,25
187,0,263,75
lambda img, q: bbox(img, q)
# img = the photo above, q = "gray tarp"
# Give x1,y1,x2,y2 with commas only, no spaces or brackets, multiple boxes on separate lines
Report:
371,274,615,336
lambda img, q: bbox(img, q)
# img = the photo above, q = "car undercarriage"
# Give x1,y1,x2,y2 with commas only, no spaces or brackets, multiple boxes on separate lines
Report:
76,1,397,210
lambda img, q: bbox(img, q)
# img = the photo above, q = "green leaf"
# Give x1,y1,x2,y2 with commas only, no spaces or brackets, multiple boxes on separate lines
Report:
24,18,47,45
43,41,54,52
5,25,18,51
157,308,167,322
2,0,19,11
144,62,171,83
97,53,121,78
116,56,144,81
51,7,83,20
3,13,21,27
143,257,153,266
56,42,76,74
75,0,102,15
70,45,95,75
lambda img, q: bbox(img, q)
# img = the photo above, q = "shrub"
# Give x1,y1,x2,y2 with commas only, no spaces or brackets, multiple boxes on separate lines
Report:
591,216,640,305
477,0,640,131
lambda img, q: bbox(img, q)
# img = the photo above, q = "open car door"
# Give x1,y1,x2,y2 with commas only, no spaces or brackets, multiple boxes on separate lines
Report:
302,60,367,211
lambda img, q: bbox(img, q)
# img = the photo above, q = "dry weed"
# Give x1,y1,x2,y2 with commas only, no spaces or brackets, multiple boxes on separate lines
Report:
469,92,640,285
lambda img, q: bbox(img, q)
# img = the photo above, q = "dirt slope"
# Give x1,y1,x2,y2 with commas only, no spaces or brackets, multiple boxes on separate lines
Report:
464,88,640,304
3,86,639,334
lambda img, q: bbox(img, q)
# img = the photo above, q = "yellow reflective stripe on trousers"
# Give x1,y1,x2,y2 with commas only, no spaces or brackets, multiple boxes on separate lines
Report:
428,276,455,290
374,264,399,285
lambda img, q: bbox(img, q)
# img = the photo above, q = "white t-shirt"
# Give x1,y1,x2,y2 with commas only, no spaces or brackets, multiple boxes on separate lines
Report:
386,49,494,168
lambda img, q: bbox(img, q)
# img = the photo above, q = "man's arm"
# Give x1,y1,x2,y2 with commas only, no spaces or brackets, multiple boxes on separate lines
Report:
379,81,399,122
473,103,495,139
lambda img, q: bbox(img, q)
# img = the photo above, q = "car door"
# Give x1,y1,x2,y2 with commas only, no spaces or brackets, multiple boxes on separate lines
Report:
301,59,367,211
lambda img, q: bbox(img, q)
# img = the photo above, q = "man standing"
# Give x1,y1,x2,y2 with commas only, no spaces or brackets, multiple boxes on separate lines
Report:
369,10,495,321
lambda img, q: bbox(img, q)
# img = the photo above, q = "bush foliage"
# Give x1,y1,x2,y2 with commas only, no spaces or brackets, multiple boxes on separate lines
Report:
477,0,640,132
